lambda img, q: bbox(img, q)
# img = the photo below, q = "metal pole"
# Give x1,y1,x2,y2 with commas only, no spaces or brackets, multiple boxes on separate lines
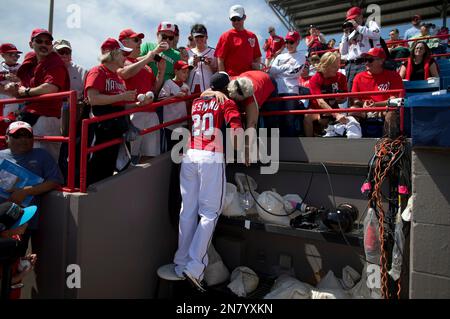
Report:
48,0,54,33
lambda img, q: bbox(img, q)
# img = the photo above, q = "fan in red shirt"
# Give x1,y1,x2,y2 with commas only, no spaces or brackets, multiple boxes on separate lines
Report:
350,48,404,137
15,29,70,160
263,26,285,66
305,52,349,136
117,28,167,163
215,5,262,77
84,37,139,185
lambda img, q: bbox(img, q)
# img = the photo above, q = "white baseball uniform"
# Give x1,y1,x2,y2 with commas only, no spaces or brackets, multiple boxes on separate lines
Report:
173,96,242,280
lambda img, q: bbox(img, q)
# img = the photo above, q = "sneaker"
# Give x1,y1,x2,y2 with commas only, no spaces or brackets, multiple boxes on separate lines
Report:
183,271,206,293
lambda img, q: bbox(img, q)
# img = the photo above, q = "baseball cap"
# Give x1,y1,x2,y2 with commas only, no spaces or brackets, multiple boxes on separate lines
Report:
210,72,230,91
191,24,207,37
286,31,300,42
30,28,53,41
174,60,193,71
6,121,33,135
229,5,245,19
53,39,72,51
157,21,176,35
346,7,362,21
0,43,22,54
119,29,145,41
412,14,421,21
361,48,386,59
0,202,37,233
100,38,133,54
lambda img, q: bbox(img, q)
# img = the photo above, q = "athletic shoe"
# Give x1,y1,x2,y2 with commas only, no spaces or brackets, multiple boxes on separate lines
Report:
183,271,206,292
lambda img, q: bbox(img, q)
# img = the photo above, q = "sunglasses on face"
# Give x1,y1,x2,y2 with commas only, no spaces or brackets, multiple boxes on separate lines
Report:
34,38,53,45
9,132,33,139
286,40,295,45
365,57,380,63
161,35,174,41
6,53,20,58
57,49,72,55
230,17,243,22
132,37,142,43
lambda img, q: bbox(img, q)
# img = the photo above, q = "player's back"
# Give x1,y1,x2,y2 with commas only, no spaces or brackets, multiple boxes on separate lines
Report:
190,96,242,153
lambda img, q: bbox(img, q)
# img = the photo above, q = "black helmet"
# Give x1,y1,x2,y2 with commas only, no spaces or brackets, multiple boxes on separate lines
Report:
322,203,358,232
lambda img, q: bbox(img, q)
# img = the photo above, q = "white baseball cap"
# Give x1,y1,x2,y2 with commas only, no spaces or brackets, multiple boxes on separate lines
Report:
229,5,245,19
6,121,33,135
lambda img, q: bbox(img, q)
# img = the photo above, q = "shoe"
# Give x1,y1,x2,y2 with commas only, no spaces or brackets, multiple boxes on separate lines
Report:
183,271,206,292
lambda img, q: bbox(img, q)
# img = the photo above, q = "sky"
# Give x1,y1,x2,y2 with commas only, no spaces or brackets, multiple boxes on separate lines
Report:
0,0,448,70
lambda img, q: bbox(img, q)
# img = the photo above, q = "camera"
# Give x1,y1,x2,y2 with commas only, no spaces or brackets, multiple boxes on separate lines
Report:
154,54,162,62
198,56,206,62
342,21,354,30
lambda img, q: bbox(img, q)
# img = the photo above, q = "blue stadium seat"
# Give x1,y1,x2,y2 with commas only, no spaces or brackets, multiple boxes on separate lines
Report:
403,79,441,97
441,76,450,90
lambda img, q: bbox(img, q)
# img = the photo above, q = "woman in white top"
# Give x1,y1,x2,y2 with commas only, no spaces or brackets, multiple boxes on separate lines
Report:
268,31,306,137
187,24,217,94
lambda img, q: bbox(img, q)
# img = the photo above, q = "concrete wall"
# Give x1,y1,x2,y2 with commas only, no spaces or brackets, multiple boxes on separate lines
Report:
33,153,177,298
410,148,450,298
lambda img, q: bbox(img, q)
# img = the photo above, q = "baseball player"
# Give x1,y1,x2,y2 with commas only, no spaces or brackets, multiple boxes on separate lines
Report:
173,72,242,291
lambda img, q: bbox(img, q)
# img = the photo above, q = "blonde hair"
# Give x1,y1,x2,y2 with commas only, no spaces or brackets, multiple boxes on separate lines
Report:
99,49,122,64
316,52,341,74
227,77,254,101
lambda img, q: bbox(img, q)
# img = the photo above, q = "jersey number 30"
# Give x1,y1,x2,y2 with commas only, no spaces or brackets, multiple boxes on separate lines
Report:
192,113,214,136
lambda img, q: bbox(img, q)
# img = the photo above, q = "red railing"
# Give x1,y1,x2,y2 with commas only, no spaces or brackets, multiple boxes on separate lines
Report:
79,94,200,193
392,52,450,62
0,91,77,192
386,34,450,47
0,89,406,194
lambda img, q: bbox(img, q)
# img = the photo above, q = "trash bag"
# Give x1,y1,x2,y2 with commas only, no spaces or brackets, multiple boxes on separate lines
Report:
388,211,405,281
340,266,361,290
256,191,291,226
204,244,230,286
363,208,381,265
264,274,313,299
235,173,258,212
222,183,245,217
227,267,259,297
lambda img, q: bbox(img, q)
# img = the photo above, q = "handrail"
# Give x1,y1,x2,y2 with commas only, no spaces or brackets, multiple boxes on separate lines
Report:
79,93,200,193
392,52,450,62
266,89,404,102
0,90,78,191
386,34,450,46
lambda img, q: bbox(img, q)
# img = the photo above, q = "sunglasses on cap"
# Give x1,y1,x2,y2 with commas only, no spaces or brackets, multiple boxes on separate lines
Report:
161,35,174,41
57,49,72,55
286,40,296,45
9,131,33,139
230,17,243,22
34,38,53,45
194,35,206,39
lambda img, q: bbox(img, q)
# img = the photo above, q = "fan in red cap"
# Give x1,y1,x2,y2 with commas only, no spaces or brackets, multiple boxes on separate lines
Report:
118,29,145,42
346,7,362,21
100,38,133,55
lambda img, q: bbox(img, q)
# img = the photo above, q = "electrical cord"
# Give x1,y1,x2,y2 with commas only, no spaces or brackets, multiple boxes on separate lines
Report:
245,172,314,218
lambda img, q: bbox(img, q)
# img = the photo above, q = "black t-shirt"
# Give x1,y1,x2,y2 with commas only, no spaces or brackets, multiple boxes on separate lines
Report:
403,58,436,81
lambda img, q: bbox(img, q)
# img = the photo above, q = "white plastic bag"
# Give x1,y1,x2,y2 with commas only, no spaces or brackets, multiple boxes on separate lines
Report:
264,274,313,299
256,191,291,226
235,173,258,212
227,267,259,297
204,244,230,286
222,183,245,217
389,211,405,281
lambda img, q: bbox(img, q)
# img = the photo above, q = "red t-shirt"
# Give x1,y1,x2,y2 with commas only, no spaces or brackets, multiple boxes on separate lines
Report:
84,64,128,108
352,69,405,102
232,71,275,109
306,35,323,49
17,52,70,117
266,35,285,59
309,72,348,109
215,29,262,77
122,57,156,106
190,96,242,153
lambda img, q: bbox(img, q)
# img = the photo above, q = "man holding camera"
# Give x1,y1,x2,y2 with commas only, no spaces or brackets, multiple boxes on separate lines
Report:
340,6,381,91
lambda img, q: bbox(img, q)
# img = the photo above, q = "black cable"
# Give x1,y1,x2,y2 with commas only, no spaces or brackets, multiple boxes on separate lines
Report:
320,162,373,265
245,172,314,218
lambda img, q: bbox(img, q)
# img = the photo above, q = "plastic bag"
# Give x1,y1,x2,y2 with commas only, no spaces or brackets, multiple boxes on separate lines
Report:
227,267,259,297
222,183,245,217
204,244,230,286
264,274,313,299
235,173,258,212
256,191,291,226
388,211,405,281
363,208,381,265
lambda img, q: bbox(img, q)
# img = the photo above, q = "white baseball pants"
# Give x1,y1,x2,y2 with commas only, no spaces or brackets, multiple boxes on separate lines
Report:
174,149,226,280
